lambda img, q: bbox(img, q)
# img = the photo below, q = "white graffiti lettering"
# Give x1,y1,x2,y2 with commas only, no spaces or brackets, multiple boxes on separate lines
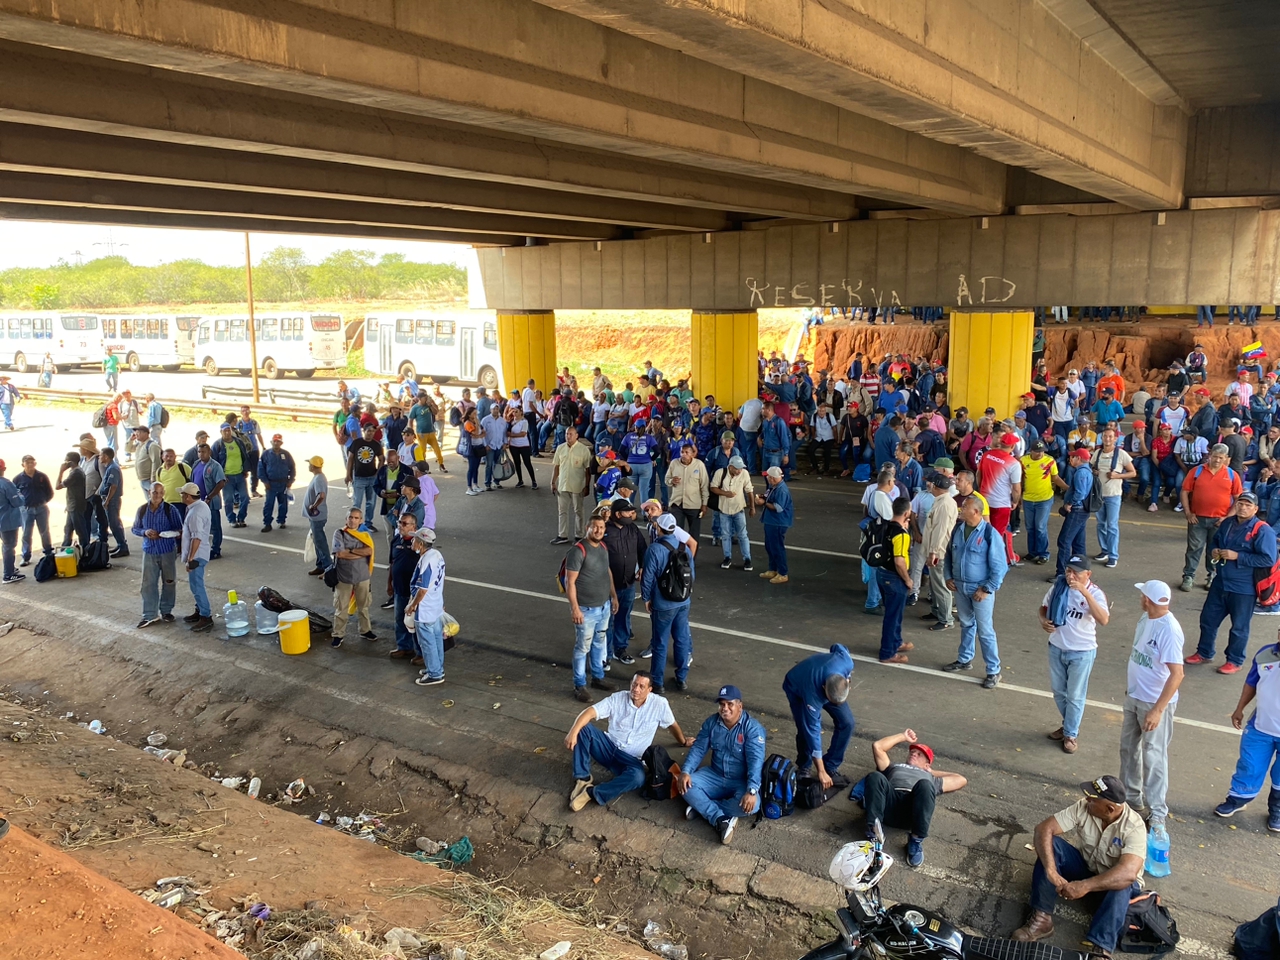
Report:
819,283,837,307
957,274,972,306
790,283,815,306
774,285,787,307
979,276,1017,303
745,277,770,308
841,279,863,307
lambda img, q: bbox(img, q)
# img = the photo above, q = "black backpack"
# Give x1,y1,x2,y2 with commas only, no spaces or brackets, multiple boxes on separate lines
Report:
796,775,847,810
1234,897,1279,959
79,540,112,572
33,554,57,583
557,399,578,426
1119,891,1180,955
655,541,693,603
858,516,895,569
159,406,171,428
449,404,463,427
760,753,797,820
92,405,107,429
638,744,677,801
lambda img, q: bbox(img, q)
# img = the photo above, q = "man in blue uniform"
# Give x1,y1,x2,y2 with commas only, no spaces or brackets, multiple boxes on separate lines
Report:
782,644,854,789
677,685,767,845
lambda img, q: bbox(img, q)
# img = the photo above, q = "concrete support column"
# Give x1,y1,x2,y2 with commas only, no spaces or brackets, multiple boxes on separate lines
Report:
948,311,1035,423
691,310,758,415
496,310,557,396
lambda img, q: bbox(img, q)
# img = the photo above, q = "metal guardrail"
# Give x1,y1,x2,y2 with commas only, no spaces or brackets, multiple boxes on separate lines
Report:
22,386,332,423
200,383,335,409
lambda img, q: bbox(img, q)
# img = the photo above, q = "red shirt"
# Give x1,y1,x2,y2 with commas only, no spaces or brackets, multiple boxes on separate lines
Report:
1182,463,1242,518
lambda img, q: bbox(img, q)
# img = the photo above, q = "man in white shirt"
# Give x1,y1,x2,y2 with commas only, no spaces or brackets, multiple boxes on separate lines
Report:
521,378,540,456
738,396,764,474
1214,629,1280,828
1039,557,1110,754
1120,581,1185,828
565,670,695,810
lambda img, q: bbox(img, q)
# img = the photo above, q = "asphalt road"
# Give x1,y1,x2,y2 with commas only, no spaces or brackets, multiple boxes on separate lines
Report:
0,400,1274,953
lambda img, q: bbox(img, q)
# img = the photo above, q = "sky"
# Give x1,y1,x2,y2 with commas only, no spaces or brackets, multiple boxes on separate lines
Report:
0,221,475,269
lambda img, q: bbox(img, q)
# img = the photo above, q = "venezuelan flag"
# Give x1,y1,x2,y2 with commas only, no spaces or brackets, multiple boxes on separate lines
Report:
1243,340,1267,360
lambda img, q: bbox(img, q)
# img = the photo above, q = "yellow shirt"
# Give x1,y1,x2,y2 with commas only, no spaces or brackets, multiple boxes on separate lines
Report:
1021,454,1059,503
889,526,911,571
1069,428,1097,449
157,462,191,504
552,440,595,490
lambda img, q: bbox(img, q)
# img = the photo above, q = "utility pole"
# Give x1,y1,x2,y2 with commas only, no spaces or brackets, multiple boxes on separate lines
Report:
244,232,261,403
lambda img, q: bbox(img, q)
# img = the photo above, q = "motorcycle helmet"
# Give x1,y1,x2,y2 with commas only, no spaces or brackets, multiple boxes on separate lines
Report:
828,840,875,888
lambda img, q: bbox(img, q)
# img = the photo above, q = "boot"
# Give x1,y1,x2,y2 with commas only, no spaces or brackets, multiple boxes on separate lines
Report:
1268,788,1280,833
1012,909,1054,942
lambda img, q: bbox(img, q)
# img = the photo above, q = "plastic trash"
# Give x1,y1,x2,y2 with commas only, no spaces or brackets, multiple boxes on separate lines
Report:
219,777,245,789
539,942,571,960
143,746,185,763
248,903,271,921
247,777,262,799
145,732,168,747
441,611,460,638
643,921,662,940
223,590,250,638
283,778,306,801
1146,823,1171,877
385,929,422,949
87,720,105,734
156,889,184,910
655,943,688,960
415,837,444,854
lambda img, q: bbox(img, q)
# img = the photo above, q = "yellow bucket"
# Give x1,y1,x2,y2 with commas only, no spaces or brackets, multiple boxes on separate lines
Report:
55,551,78,578
278,609,310,655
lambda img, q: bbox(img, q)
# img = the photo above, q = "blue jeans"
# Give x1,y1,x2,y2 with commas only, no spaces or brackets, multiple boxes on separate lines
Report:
187,557,211,616
684,769,749,827
484,449,502,487
649,600,692,687
784,684,854,774
1132,457,1152,499
416,614,445,680
762,450,784,477
1048,644,1096,738
141,550,177,620
20,505,51,561
105,370,119,392
350,475,377,525
103,424,118,450
955,585,1001,673
763,524,787,575
720,512,751,562
572,601,610,687
262,481,289,526
1196,578,1256,666
0,402,12,429
1227,717,1280,800
863,559,882,609
1052,420,1075,443
1,528,16,579
207,499,223,556
466,449,484,487
393,592,414,652
877,569,908,660
572,725,647,806
1197,305,1216,327
1022,499,1051,560
223,473,249,524
1030,836,1140,952
628,461,653,504
309,518,331,569
609,584,635,657
1055,508,1088,575
1095,495,1120,560
741,432,759,473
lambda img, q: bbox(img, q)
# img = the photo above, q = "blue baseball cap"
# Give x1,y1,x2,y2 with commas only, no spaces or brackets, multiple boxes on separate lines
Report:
716,684,743,702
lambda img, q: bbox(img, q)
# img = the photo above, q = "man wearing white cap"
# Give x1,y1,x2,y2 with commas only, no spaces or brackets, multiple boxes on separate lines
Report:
1120,581,1185,828
179,482,213,632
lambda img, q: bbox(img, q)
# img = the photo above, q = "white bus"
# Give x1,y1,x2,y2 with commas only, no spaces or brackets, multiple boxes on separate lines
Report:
0,312,103,372
195,312,346,379
101,314,200,371
364,312,502,391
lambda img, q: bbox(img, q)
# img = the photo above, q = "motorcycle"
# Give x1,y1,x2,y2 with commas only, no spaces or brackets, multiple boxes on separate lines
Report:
801,820,1097,960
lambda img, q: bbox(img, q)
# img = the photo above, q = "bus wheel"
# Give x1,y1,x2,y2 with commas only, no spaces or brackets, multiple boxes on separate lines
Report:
126,352,142,373
204,358,220,376
294,369,316,379
262,358,281,380
478,365,499,390
238,368,252,377
162,364,182,372
398,361,417,381
13,353,27,374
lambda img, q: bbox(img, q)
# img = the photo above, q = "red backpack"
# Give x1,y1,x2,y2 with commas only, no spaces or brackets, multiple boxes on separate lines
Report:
1243,519,1280,608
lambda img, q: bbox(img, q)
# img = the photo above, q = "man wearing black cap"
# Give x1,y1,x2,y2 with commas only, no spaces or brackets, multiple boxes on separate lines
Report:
1012,775,1146,956
677,685,766,845
603,497,646,666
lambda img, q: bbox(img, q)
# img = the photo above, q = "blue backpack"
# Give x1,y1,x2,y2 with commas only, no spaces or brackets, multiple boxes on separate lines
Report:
760,753,797,820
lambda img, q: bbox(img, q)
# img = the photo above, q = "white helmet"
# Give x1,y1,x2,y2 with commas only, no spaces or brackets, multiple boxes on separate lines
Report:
828,841,876,888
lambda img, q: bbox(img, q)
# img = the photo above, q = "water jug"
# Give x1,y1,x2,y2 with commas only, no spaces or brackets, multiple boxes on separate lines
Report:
1145,823,1170,877
223,590,250,638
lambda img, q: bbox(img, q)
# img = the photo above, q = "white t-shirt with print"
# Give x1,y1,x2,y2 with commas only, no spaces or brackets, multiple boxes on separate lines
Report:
862,485,894,521
1044,582,1109,652
593,690,676,758
1126,613,1186,704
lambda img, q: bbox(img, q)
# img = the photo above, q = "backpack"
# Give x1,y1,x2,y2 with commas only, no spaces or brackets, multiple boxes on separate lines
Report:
449,405,463,427
796,775,846,810
638,744,677,801
92,405,107,429
556,541,586,594
33,554,57,583
858,516,895,569
79,540,112,572
1233,897,1280,960
655,540,693,603
1119,890,1180,955
759,753,797,820
1242,519,1280,607
1089,447,1120,512
557,399,577,426
158,405,170,428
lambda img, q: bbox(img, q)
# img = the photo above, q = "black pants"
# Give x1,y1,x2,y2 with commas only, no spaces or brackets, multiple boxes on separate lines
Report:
510,445,535,484
669,504,702,542
525,413,540,453
247,449,260,494
63,501,91,548
863,771,936,839
808,439,835,474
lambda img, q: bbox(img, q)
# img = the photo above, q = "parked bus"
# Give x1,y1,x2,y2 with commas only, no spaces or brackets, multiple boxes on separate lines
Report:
0,312,103,372
101,314,200,371
195,312,346,379
364,312,501,391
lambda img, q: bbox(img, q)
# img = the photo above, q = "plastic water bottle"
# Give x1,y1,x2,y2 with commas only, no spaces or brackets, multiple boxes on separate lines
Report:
223,590,250,638
1146,824,1171,877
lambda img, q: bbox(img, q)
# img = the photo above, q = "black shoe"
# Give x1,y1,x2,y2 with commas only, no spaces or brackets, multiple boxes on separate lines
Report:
942,659,973,672
906,593,918,606
589,678,613,691
18,559,29,568
3,573,26,584
330,635,344,648
160,613,176,623
278,521,286,529
720,558,732,569
651,684,665,695
550,536,570,545
261,524,272,532
674,679,688,691
109,548,129,558
191,616,214,632
137,617,158,629
531,483,539,490
742,560,753,571
573,686,591,703
616,653,635,665
379,598,396,610
183,611,202,623
982,673,1002,689
920,612,938,621
308,567,325,576
928,621,954,631
360,630,378,642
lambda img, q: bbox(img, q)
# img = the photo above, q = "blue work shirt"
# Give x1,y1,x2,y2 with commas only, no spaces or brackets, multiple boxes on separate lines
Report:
759,416,788,454
381,414,407,450
1064,462,1093,509
1091,399,1125,426
640,533,695,609
782,645,855,760
683,710,767,795
0,476,22,532
761,479,793,528
873,425,899,469
97,461,124,504
896,457,923,497
259,449,295,484
1210,516,1278,595
13,470,53,510
693,421,719,462
943,519,1009,593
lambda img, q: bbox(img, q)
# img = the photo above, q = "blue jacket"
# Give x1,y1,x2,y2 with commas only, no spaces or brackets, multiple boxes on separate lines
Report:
1091,399,1125,425
389,534,419,595
13,470,53,510
709,445,742,476
693,422,719,462
761,479,793,528
640,533,695,609
1211,516,1278,595
211,435,249,473
915,429,946,467
374,462,411,514
1064,462,1093,509
759,416,788,454
896,457,923,497
259,448,296,484
943,519,1008,593
873,424,899,469
0,477,22,532
684,710,767,795
782,645,854,760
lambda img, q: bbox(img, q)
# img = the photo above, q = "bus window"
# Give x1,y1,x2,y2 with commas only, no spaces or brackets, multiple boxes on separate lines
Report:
483,321,497,348
176,317,199,332
36,317,51,340
61,316,97,331
435,319,456,345
19,318,31,339
395,318,413,344
199,323,211,345
365,318,378,343
310,315,342,333
257,318,275,341
102,318,116,338
214,319,229,342
121,319,135,339
7,319,19,338
281,317,303,341
230,319,246,342
146,319,162,339
415,319,434,344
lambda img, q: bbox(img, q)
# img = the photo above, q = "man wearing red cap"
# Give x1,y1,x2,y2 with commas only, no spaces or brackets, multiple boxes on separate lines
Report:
860,728,967,868
976,431,1023,564
1056,448,1095,577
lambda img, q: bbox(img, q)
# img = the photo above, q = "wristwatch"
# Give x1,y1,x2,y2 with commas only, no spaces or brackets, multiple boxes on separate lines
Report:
747,788,758,796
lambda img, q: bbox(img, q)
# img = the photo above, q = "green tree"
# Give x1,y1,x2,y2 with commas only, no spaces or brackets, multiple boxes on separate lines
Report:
312,249,382,300
256,246,311,301
29,283,60,308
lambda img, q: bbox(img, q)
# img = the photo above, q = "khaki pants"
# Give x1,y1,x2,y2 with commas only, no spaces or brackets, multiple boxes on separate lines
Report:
557,490,590,539
417,431,445,467
333,580,372,637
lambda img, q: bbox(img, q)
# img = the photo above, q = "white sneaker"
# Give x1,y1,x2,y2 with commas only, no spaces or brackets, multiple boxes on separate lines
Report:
465,488,480,497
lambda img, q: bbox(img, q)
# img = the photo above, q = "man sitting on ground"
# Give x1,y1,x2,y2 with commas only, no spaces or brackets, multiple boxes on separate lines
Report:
677,684,766,845
1011,775,1146,958
861,728,967,868
565,670,695,811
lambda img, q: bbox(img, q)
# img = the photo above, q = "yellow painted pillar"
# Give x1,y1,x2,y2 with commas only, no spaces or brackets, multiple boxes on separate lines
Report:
691,310,758,414
948,311,1035,422
496,310,557,396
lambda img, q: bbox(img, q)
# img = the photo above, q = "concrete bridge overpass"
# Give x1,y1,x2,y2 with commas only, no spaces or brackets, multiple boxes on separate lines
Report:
1,0,1279,411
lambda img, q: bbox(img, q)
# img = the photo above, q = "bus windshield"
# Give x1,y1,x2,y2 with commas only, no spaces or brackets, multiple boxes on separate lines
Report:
176,317,200,331
311,315,341,332
61,316,98,331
